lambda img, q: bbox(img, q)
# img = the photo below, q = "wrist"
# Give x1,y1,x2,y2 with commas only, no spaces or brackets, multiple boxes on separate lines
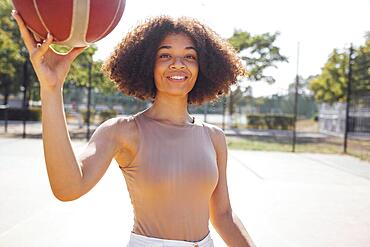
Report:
40,86,63,100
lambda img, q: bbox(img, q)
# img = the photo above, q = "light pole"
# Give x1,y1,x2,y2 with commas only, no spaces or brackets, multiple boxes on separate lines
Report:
222,95,226,130
203,103,208,122
21,49,29,139
344,44,354,154
1,78,9,133
86,58,93,140
292,42,300,152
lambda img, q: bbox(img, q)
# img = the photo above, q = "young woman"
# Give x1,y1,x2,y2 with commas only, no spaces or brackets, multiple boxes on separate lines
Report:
12,10,256,247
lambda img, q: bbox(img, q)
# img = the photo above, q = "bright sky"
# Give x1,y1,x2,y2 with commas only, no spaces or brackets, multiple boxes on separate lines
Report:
93,0,370,97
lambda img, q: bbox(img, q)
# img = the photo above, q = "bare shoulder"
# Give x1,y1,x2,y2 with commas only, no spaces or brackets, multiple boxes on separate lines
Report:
202,122,227,154
95,116,138,143
104,115,138,149
109,115,140,168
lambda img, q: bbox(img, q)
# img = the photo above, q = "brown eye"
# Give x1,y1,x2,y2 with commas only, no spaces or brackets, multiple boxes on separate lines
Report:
185,55,196,59
159,54,171,58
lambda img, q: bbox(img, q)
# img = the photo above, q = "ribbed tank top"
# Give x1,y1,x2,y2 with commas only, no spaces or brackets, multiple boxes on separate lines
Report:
120,110,219,242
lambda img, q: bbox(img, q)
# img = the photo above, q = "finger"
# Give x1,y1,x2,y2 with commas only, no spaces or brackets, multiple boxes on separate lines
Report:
67,46,89,62
33,32,43,43
11,10,37,51
31,33,53,62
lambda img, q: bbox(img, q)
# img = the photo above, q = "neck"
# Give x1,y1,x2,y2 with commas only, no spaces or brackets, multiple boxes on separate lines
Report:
145,92,193,124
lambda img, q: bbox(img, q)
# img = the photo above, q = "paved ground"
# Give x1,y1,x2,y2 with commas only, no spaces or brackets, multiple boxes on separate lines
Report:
1,137,370,247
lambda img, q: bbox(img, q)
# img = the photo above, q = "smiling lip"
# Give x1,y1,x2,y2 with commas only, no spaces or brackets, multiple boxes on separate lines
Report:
166,75,189,82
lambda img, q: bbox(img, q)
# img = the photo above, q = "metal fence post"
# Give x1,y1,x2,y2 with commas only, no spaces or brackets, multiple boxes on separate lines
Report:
344,44,354,153
292,42,300,152
86,60,92,141
0,105,9,133
222,96,226,131
22,59,29,139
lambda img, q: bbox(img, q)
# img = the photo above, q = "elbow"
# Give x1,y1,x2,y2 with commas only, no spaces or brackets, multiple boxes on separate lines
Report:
55,194,80,202
210,209,233,226
52,189,82,202
50,181,84,202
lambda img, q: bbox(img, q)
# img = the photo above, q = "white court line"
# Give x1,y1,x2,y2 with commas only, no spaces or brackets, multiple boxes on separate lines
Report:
0,205,51,240
229,152,264,180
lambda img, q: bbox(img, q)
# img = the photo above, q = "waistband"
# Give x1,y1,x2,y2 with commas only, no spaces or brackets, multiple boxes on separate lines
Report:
128,231,214,247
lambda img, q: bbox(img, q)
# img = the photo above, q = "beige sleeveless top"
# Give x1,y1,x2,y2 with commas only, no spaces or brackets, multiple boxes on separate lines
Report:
120,110,219,242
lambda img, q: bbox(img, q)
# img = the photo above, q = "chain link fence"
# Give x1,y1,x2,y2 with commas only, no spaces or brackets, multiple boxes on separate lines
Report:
1,46,369,161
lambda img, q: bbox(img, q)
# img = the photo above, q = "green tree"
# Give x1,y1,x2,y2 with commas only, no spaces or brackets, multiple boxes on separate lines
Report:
228,30,288,83
1,0,44,106
225,30,288,126
309,49,348,103
1,0,116,106
352,39,370,94
309,37,370,103
0,1,26,104
47,42,117,97
0,28,23,104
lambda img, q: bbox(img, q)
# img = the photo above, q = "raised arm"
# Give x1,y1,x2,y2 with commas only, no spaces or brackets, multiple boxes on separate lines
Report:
12,10,118,201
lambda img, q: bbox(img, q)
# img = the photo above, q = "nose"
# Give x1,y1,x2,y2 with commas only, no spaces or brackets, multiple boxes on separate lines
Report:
169,56,186,69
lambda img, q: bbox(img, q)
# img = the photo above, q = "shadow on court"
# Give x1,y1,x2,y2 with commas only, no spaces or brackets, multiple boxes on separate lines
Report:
1,137,370,247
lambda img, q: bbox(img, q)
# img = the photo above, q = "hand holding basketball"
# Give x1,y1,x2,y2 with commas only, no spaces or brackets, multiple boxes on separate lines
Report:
11,0,126,91
12,10,86,92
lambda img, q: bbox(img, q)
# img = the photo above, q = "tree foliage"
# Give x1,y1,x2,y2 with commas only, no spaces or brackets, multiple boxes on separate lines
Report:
228,30,288,83
309,38,370,103
0,0,116,105
43,43,116,95
225,30,288,120
352,39,370,94
2,0,291,114
308,49,349,103
0,1,30,104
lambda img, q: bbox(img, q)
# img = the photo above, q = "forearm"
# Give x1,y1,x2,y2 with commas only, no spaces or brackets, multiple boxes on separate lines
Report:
41,88,82,201
211,211,256,247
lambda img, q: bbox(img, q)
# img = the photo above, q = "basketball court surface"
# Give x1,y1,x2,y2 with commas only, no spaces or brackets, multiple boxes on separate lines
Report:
1,137,369,247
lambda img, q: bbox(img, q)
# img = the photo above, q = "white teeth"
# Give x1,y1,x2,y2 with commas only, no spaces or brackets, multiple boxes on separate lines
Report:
169,76,186,80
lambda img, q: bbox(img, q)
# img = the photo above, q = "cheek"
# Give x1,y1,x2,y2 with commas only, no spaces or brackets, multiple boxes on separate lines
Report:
153,63,166,81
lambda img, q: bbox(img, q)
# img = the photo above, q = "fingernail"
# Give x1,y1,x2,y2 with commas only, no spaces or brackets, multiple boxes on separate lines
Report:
11,9,17,16
47,33,52,39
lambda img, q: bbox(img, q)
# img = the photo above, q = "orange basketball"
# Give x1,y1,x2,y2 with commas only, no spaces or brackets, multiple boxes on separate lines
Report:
11,0,126,47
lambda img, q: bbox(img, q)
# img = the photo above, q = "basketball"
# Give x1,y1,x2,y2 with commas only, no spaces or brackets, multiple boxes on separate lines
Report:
11,0,126,47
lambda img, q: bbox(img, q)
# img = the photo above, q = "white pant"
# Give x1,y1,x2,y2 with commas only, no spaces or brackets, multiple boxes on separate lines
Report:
127,232,215,247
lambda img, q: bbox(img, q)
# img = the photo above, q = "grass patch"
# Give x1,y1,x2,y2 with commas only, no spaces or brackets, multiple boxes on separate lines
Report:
347,139,370,162
227,136,342,154
295,142,342,154
227,136,291,152
227,136,370,162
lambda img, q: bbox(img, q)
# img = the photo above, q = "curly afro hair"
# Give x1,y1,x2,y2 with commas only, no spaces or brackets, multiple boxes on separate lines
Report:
101,16,247,105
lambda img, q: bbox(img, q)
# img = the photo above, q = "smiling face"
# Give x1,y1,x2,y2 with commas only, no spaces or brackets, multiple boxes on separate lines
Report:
153,33,199,99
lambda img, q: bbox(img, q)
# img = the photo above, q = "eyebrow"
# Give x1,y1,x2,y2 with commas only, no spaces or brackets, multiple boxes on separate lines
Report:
157,45,197,52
